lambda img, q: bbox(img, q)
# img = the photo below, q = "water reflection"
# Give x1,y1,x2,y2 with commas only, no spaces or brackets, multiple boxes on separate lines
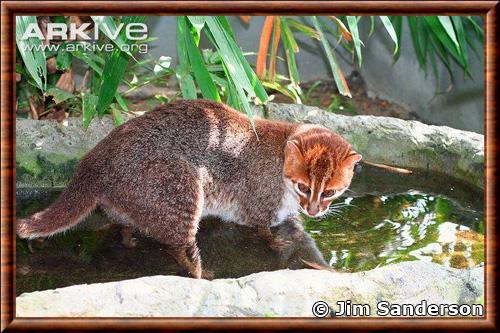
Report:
304,193,484,272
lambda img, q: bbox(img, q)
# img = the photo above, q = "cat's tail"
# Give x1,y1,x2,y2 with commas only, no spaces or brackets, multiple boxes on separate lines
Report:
17,182,97,239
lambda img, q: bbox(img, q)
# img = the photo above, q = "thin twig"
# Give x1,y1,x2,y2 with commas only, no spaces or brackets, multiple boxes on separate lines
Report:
28,96,39,120
363,161,413,174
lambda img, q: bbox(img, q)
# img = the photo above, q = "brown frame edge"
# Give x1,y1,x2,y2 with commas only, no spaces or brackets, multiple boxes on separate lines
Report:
1,1,498,331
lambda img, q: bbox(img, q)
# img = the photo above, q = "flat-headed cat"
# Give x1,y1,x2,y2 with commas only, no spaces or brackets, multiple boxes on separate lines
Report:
17,100,362,279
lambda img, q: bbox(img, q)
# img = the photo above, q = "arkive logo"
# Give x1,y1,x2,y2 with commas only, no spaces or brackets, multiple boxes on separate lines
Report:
21,22,148,41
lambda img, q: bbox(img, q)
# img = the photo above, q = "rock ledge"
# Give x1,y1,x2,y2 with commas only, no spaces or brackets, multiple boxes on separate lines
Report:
17,261,483,317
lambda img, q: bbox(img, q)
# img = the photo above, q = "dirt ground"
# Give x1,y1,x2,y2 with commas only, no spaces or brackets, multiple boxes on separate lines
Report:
272,71,421,121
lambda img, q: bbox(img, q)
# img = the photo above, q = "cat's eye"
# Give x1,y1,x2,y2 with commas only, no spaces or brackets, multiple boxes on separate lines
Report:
322,189,336,198
296,183,311,195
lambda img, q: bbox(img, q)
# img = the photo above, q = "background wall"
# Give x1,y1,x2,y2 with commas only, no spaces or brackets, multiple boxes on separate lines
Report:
145,16,484,134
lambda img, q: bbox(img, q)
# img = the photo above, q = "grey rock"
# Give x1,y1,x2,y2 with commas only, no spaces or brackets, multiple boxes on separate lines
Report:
264,103,484,188
16,262,483,317
16,103,483,189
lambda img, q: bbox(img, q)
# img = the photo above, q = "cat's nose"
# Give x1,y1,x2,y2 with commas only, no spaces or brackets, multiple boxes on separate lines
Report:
307,206,320,217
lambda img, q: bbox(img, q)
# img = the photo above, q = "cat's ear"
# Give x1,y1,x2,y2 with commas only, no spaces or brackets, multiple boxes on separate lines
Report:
343,152,362,169
284,140,305,177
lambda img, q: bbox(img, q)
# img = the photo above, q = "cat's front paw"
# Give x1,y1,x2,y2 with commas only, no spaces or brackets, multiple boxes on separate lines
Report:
121,236,138,248
269,238,292,251
201,270,215,280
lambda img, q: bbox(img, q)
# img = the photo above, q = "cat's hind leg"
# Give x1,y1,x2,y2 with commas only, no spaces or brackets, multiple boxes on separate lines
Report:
120,226,137,248
167,242,213,279
101,157,209,279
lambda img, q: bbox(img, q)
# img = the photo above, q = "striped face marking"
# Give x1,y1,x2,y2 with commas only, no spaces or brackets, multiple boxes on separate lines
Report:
283,130,362,218
293,179,348,217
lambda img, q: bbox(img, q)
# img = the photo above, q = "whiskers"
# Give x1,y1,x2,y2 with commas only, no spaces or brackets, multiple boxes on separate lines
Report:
323,201,354,218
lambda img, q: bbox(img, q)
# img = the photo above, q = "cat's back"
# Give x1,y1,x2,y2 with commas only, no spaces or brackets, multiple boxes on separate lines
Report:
86,100,253,165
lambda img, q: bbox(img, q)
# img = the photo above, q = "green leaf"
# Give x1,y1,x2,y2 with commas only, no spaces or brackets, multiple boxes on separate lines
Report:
115,93,129,112
216,16,237,40
407,17,427,70
81,92,98,129
311,16,351,98
379,16,399,56
90,16,138,59
423,16,466,70
286,18,320,40
96,51,127,116
225,67,256,130
204,17,268,104
281,18,301,92
428,29,454,79
153,56,172,74
96,16,145,116
182,17,221,101
369,16,375,37
186,16,206,38
346,16,362,67
56,49,73,70
111,105,125,126
262,81,301,104
67,44,105,75
15,16,47,91
451,16,469,75
391,16,403,61
437,16,460,49
176,17,197,99
46,87,74,104
466,16,484,45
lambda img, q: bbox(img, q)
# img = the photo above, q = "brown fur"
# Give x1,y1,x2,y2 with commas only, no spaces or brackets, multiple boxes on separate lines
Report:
17,99,361,279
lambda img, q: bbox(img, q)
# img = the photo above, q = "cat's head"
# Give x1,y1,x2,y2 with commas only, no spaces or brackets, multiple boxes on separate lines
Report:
283,127,362,218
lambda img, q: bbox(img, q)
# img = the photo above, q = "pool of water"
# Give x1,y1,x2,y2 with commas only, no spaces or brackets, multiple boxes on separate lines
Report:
16,165,484,295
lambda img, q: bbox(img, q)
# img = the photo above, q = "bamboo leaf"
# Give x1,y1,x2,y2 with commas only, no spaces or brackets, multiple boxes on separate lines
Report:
451,16,469,74
204,16,268,102
153,56,172,74
176,17,197,99
311,16,351,98
182,17,221,101
111,105,125,126
408,17,426,69
56,49,73,70
466,16,484,44
96,16,145,116
423,16,467,70
16,16,47,91
428,29,454,79
115,93,129,112
437,16,460,49
186,16,206,37
329,16,352,42
90,16,137,59
46,87,74,104
379,16,399,56
286,18,320,40
281,18,301,90
369,16,375,37
346,16,362,66
81,92,98,129
69,47,104,75
268,17,281,82
391,16,403,61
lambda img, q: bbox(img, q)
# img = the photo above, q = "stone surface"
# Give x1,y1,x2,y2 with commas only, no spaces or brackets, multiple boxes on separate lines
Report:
265,103,484,188
16,115,130,188
16,261,483,317
16,103,483,189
